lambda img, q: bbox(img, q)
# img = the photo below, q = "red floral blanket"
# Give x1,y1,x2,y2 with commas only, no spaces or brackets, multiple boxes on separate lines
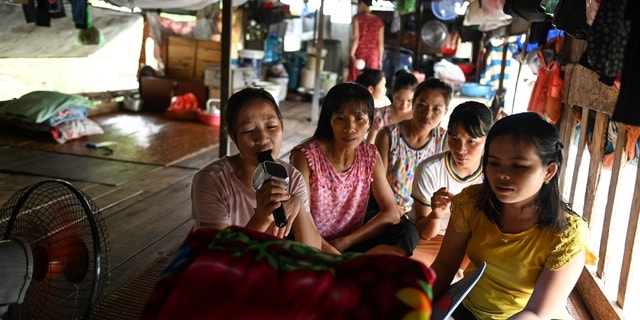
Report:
141,226,435,320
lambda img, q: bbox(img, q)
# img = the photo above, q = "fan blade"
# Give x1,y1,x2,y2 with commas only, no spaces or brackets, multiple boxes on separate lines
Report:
32,235,90,283
60,236,89,283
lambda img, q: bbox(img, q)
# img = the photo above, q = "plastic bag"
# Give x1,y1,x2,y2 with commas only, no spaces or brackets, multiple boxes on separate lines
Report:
463,0,512,31
527,59,563,124
503,0,550,22
434,59,466,85
168,93,198,111
166,93,199,120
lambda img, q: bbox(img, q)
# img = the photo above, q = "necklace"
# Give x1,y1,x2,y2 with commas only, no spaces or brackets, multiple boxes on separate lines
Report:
488,197,502,216
489,199,515,243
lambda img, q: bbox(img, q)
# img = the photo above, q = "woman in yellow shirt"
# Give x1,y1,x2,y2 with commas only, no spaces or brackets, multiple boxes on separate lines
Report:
430,112,588,319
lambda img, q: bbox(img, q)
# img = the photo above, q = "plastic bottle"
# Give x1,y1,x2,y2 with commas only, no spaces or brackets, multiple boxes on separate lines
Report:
264,32,282,64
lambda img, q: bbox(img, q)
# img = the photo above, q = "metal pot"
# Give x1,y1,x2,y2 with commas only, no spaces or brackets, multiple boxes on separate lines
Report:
420,20,448,47
122,96,143,112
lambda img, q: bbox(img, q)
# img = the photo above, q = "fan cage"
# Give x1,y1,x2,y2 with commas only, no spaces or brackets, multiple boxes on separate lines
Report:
0,179,110,320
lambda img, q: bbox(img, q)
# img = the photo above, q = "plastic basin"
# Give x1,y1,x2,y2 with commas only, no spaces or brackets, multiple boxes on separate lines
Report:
461,83,493,98
198,110,221,126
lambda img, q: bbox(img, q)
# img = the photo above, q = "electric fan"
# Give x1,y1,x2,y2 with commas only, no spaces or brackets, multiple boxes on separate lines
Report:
0,179,109,319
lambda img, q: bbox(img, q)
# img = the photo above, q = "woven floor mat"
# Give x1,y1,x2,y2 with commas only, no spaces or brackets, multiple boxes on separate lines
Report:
92,254,174,320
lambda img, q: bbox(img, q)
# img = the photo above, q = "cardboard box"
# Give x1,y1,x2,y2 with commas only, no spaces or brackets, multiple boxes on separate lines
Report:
165,36,222,81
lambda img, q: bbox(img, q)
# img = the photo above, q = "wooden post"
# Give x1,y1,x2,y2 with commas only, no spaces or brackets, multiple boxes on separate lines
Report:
310,0,326,123
219,0,233,157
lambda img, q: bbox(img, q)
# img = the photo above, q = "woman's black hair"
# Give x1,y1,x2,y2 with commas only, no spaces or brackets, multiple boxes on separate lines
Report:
355,68,385,89
222,87,282,141
413,77,453,106
313,82,374,140
447,101,494,139
391,71,418,94
481,112,570,231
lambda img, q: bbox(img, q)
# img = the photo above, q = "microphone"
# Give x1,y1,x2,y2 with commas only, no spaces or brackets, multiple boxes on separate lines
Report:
252,150,289,228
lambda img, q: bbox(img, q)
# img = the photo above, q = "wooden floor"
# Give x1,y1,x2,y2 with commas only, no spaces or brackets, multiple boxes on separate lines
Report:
0,99,317,318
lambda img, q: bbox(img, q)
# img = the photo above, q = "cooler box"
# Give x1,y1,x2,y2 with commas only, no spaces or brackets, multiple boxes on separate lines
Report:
205,66,254,89
239,50,265,80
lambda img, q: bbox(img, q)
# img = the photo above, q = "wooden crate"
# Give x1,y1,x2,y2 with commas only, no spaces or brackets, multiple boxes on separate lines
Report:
195,40,222,80
165,36,221,81
165,36,196,80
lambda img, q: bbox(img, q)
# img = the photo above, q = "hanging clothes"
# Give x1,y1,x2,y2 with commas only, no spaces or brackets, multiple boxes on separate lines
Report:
22,0,66,27
612,1,640,126
396,0,416,15
478,41,516,93
21,0,88,29
72,0,89,29
584,0,630,80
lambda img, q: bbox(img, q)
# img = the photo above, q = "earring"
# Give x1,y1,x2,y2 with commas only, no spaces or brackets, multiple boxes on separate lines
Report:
544,180,550,185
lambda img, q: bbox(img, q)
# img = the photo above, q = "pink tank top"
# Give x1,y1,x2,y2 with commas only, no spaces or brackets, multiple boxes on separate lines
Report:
293,139,377,240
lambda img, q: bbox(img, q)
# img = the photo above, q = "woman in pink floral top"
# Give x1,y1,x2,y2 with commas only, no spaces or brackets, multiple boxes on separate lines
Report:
291,83,418,256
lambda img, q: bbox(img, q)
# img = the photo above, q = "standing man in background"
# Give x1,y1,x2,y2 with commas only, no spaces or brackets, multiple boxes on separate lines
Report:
348,0,384,82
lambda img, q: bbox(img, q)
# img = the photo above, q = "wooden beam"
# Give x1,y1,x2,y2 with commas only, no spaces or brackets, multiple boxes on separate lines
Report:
617,154,640,308
582,112,608,224
219,0,233,157
597,124,627,278
310,0,326,123
576,268,622,319
569,107,589,206
558,104,576,194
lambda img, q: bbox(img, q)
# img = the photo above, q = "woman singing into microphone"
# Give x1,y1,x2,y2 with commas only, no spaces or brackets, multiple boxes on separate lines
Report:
190,87,327,251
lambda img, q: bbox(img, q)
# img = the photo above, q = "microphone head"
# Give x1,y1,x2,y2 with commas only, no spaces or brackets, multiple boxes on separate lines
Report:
257,150,275,163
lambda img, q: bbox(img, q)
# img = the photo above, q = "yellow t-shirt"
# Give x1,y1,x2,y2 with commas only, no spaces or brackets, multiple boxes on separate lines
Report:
451,184,588,320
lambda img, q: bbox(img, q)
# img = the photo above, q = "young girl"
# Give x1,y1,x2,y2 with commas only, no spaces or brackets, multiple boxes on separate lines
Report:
290,82,418,256
355,68,391,109
431,112,588,319
366,71,418,144
411,101,493,273
191,87,324,250
375,77,452,215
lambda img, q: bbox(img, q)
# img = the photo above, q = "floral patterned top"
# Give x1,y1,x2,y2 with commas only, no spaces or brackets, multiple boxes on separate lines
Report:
292,139,377,240
384,122,446,213
354,13,384,67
